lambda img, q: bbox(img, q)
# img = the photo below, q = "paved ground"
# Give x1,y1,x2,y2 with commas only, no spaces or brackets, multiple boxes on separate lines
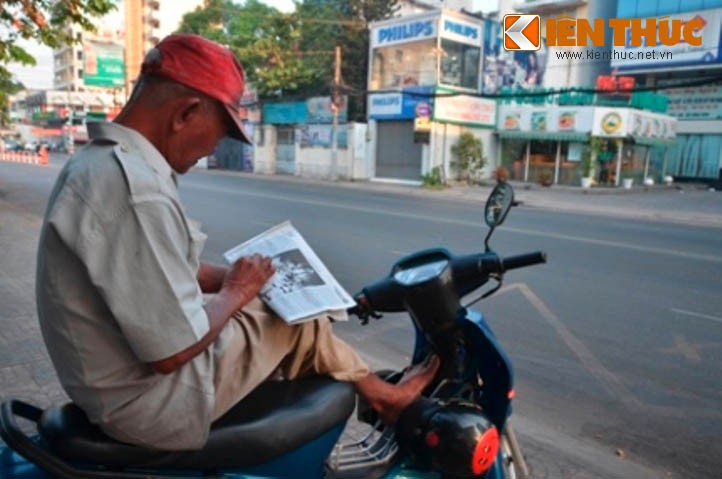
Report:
1,163,720,464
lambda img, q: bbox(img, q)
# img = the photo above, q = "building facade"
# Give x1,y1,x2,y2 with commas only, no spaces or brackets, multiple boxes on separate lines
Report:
367,9,497,183
123,0,205,92
53,25,124,93
614,0,722,181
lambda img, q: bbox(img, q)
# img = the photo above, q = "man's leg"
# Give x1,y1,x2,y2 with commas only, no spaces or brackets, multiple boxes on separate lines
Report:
353,356,440,424
211,297,438,423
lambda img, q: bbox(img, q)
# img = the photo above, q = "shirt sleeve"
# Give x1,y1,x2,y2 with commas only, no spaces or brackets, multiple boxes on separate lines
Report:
77,197,210,362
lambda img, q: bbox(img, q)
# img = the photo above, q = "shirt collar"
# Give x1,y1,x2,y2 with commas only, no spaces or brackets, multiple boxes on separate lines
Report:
87,121,174,181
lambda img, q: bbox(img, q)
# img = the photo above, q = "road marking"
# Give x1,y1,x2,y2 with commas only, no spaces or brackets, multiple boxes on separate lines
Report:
184,182,722,264
502,226,722,264
671,308,722,324
498,283,640,407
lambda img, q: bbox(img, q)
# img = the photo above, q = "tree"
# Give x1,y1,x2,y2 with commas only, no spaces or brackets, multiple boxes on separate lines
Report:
0,0,116,124
179,0,399,113
0,78,24,126
297,0,399,121
179,0,322,98
451,132,487,184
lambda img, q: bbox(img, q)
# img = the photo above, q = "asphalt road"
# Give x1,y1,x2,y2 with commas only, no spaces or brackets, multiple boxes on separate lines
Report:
1,158,720,479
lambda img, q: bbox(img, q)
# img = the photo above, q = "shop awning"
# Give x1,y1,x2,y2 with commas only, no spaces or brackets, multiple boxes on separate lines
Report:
498,130,590,142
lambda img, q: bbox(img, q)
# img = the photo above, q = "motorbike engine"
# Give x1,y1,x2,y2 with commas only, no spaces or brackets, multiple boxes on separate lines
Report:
396,397,500,477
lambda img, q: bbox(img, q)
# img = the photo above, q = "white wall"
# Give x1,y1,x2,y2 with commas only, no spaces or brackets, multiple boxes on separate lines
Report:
253,125,277,175
252,123,372,180
431,122,496,181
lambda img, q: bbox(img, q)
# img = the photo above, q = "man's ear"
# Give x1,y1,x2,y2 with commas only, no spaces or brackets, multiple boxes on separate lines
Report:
170,97,203,133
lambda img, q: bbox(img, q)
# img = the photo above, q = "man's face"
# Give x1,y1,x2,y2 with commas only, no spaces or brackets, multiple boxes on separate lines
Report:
168,97,233,174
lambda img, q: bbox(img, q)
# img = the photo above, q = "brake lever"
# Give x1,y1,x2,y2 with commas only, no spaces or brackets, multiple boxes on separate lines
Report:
349,295,383,325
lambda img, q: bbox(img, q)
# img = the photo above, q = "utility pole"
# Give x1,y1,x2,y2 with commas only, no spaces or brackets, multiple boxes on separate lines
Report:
331,45,341,181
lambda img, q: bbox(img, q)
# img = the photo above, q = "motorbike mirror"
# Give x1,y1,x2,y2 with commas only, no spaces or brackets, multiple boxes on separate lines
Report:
484,181,514,229
483,181,514,252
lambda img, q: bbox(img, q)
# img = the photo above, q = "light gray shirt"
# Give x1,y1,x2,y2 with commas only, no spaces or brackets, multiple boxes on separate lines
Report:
36,122,216,450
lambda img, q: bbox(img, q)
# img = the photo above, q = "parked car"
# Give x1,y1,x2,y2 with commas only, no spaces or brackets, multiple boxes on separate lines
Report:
3,139,22,151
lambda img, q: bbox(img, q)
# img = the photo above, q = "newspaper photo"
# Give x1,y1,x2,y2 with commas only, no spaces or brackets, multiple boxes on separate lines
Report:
223,221,356,324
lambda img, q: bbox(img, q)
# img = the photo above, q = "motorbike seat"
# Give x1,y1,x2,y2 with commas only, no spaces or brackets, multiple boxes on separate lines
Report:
38,376,355,470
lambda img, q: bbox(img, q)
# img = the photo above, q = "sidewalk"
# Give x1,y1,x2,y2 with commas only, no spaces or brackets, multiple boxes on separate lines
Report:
205,169,722,229
0,198,68,414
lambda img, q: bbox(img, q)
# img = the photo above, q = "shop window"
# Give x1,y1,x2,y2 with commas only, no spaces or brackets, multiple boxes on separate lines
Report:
370,39,437,90
440,39,480,89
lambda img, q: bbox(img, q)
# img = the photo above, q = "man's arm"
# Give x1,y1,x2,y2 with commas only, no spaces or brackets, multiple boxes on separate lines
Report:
197,262,228,293
150,254,274,374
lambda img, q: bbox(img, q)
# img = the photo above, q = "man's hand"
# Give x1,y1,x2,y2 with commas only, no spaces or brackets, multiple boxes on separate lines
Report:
223,254,275,307
149,254,275,375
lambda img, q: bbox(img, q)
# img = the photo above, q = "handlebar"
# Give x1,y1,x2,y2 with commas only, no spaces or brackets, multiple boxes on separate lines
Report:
500,251,547,272
350,250,547,318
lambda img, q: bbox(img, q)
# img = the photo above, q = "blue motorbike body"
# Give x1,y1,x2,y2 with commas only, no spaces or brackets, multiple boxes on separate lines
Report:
0,421,344,479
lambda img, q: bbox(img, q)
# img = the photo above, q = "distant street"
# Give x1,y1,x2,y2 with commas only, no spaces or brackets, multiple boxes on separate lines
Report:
1,157,721,479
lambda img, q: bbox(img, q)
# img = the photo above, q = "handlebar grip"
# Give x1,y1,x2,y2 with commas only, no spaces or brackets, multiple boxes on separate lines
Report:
502,251,547,271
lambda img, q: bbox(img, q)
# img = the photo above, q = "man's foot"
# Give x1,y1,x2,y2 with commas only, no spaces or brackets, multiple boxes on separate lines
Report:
354,355,440,425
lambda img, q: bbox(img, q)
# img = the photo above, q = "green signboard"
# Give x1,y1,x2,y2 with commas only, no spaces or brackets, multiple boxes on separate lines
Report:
84,41,125,88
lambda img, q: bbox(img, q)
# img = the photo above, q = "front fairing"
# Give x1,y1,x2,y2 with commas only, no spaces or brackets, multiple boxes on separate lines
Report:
412,308,514,433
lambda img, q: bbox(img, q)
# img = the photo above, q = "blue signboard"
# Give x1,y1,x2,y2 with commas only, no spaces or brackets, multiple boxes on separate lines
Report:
611,8,722,71
368,87,433,120
262,102,308,124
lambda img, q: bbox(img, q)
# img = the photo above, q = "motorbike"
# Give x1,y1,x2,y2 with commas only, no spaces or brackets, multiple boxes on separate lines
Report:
0,181,546,479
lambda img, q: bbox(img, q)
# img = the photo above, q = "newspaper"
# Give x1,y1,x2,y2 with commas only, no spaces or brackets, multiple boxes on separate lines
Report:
223,221,356,324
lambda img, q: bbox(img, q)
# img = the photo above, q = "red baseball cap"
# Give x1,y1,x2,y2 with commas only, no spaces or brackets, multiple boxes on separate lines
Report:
141,34,251,144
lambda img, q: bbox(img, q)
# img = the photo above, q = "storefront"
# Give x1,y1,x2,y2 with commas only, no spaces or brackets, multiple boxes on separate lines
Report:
368,10,487,182
498,104,677,186
260,96,348,175
613,4,722,181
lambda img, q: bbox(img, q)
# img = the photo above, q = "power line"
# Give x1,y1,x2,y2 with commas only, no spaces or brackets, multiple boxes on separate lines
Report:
335,74,722,100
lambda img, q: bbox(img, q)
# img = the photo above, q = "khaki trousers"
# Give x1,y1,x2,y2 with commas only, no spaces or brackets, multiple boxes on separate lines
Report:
211,297,369,420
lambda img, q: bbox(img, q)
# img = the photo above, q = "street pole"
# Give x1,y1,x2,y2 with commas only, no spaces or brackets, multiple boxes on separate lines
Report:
331,46,341,181
553,140,561,185
614,139,623,187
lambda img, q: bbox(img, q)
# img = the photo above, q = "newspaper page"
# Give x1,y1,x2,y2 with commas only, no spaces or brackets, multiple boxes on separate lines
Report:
223,221,355,324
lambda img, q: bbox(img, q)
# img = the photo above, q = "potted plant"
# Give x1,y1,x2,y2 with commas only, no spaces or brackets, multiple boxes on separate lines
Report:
580,137,603,188
451,132,487,184
538,170,553,187
494,165,510,183
580,147,593,188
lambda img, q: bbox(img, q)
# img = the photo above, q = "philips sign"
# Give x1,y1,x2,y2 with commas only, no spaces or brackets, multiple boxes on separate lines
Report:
369,94,403,116
372,19,436,47
441,16,482,46
368,88,433,120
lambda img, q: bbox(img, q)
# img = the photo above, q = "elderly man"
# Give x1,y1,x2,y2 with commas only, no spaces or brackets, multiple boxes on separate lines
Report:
36,34,438,451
